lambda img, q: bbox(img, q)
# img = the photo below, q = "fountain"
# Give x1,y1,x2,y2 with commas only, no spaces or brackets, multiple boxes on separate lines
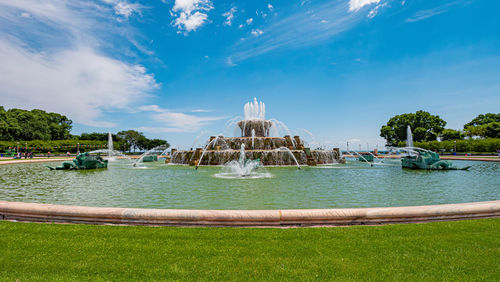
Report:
172,98,345,167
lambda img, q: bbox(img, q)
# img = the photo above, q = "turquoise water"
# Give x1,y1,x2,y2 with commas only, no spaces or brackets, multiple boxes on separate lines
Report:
0,160,498,209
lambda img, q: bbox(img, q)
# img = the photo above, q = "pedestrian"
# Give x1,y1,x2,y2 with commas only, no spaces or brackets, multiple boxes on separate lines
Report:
66,151,71,158
47,151,51,158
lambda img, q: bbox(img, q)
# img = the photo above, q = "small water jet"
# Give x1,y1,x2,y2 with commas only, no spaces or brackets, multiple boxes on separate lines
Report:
107,132,116,161
133,145,169,167
345,149,373,166
407,125,414,149
251,129,255,149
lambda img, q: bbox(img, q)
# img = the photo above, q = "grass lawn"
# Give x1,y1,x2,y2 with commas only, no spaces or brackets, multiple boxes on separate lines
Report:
0,219,498,280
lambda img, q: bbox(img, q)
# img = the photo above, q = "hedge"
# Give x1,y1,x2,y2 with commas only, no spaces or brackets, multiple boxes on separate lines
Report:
0,140,111,154
398,138,500,153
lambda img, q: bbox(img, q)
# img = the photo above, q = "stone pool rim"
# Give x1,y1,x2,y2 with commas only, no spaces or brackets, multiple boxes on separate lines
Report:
1,200,498,227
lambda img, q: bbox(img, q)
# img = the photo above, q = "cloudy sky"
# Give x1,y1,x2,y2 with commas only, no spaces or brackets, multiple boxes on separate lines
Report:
1,0,499,149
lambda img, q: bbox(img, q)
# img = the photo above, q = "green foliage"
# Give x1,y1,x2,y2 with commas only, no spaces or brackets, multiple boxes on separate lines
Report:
464,113,500,128
0,219,498,280
407,138,500,153
463,113,500,138
440,129,463,141
0,140,109,154
142,138,169,150
0,106,72,141
117,130,169,151
380,111,446,146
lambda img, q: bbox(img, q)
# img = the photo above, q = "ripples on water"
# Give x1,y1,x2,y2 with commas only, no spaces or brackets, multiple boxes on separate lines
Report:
0,160,498,209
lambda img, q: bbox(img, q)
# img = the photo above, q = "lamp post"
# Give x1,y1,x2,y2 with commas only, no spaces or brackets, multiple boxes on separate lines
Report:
346,141,349,153
77,142,80,154
454,140,457,155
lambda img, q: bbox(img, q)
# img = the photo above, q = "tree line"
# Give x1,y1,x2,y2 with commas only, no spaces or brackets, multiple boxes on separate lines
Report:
0,107,169,152
380,111,500,146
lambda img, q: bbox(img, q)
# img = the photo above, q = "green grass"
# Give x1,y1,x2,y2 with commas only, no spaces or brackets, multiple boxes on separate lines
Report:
1,219,499,281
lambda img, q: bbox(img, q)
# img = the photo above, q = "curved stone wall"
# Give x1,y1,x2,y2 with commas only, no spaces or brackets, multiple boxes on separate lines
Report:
1,200,498,227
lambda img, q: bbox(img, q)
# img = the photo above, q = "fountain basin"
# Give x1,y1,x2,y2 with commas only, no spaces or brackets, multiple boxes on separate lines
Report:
1,200,498,226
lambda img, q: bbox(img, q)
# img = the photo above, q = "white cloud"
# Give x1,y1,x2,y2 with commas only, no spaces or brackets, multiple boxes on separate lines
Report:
268,4,274,11
191,109,212,113
170,0,213,33
0,41,157,127
246,18,253,25
229,1,363,63
367,2,387,19
222,6,236,26
251,29,263,37
20,12,31,18
138,105,225,133
238,24,244,29
114,1,142,18
101,0,143,19
0,0,158,127
349,0,380,12
226,57,236,66
406,1,467,23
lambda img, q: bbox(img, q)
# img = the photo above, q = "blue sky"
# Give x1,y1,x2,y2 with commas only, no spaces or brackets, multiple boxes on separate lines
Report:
1,0,499,149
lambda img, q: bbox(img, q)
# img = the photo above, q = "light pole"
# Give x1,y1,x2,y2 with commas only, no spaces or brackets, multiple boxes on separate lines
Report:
346,141,349,152
77,142,80,154
454,140,457,155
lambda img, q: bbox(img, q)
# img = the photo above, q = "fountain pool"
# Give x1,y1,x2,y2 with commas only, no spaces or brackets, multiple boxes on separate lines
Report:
0,159,498,210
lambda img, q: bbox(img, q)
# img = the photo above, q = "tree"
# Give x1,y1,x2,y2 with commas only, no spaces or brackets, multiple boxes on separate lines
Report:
439,129,463,141
0,107,72,141
116,130,169,152
484,122,500,138
380,111,446,146
140,138,170,150
464,113,500,128
117,130,145,152
463,113,500,138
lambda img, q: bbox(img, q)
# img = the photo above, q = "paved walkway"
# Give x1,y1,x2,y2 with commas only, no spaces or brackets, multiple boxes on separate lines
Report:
0,158,72,165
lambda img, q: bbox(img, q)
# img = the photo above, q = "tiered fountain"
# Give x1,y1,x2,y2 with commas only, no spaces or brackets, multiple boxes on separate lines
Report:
169,98,344,167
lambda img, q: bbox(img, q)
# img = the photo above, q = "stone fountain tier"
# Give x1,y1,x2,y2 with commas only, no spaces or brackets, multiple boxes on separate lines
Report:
237,120,273,137
171,149,343,166
208,136,302,151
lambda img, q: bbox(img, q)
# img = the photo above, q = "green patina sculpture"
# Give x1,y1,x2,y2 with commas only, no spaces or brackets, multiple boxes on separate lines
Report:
358,153,374,162
142,155,158,162
46,152,108,170
401,149,470,170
